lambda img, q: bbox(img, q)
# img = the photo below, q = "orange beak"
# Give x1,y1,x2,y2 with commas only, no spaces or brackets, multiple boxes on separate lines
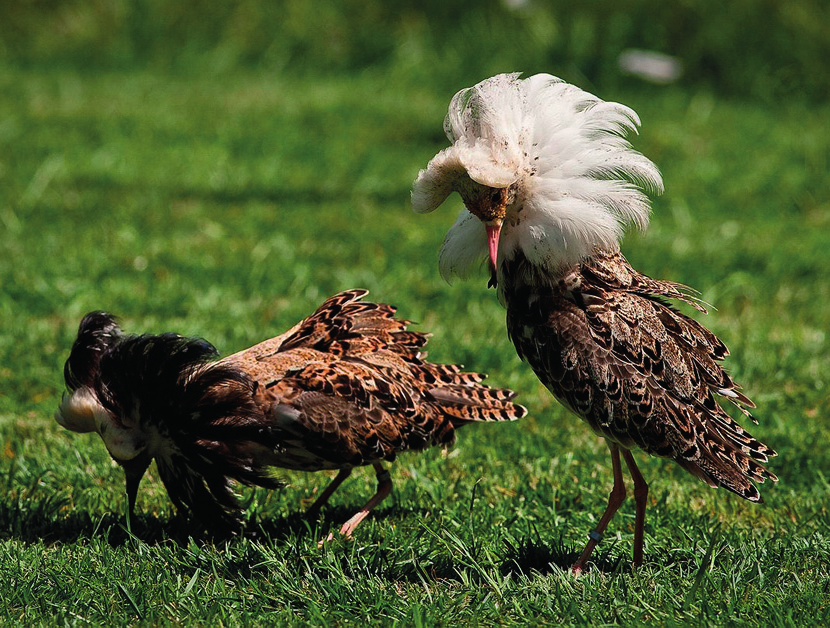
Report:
485,221,502,289
485,222,502,273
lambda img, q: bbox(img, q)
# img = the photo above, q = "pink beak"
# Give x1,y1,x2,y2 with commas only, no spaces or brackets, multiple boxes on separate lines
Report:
485,222,501,273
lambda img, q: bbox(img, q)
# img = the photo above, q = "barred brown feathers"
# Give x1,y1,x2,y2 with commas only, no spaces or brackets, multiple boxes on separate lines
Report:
226,290,524,473
507,252,777,503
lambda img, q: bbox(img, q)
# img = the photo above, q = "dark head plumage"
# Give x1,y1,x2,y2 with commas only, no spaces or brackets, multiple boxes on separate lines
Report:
64,311,122,392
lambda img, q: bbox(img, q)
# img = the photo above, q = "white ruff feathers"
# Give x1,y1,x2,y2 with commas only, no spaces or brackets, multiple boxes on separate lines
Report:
412,73,664,281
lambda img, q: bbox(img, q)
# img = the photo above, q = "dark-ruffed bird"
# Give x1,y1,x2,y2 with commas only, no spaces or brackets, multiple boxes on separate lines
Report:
412,73,777,572
56,289,526,535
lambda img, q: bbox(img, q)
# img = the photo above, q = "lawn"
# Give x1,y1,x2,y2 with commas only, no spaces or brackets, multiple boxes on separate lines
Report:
1,62,829,625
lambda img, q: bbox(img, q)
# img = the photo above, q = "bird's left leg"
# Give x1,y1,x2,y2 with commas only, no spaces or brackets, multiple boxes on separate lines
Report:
621,448,648,566
572,443,626,574
335,463,392,539
122,451,152,519
306,468,352,519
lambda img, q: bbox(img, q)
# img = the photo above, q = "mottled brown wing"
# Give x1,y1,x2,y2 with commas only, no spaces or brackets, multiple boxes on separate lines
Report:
582,251,709,314
223,289,424,365
584,254,760,410
223,290,525,472
274,289,425,358
252,363,441,471
508,271,777,502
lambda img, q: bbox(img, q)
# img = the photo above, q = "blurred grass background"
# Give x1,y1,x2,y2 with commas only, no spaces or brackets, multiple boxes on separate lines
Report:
2,0,829,100
1,0,829,625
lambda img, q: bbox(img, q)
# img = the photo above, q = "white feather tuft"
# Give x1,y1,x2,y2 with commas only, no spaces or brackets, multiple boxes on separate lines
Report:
412,146,465,214
438,210,489,282
55,387,104,434
414,72,663,280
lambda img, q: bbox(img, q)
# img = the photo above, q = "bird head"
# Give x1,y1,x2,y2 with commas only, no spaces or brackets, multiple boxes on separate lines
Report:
412,72,663,289
56,312,123,434
56,315,281,532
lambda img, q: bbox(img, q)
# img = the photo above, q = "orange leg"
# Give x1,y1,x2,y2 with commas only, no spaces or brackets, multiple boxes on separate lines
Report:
306,467,352,519
572,443,627,575
319,464,392,543
337,463,392,538
621,448,649,566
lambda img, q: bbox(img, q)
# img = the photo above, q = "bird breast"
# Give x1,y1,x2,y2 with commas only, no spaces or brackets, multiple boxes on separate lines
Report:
97,420,149,462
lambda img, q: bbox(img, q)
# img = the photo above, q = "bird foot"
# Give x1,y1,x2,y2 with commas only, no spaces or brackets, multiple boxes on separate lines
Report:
316,528,354,548
570,563,587,577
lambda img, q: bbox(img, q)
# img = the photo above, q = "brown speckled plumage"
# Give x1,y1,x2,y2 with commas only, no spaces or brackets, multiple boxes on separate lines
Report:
226,289,522,472
505,252,776,501
56,290,526,535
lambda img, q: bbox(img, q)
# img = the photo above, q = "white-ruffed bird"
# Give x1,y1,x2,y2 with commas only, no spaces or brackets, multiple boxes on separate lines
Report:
412,73,777,572
56,290,526,536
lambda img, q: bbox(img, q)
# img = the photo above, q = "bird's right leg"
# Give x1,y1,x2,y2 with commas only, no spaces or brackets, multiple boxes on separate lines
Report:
306,468,352,519
572,442,627,575
621,448,648,566
329,463,392,540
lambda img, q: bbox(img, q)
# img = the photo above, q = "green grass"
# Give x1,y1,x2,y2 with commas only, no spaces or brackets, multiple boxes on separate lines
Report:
1,65,829,625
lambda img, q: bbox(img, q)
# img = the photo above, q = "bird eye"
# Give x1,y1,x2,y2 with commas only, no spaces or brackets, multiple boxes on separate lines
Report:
490,189,503,204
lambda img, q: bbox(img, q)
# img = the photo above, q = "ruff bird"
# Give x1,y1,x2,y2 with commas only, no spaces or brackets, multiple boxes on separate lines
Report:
412,73,777,572
56,290,526,535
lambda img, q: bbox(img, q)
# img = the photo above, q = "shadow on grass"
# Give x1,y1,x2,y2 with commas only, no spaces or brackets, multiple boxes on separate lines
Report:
1,493,673,580
0,499,217,547
250,503,402,542
498,534,628,576
0,493,407,548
